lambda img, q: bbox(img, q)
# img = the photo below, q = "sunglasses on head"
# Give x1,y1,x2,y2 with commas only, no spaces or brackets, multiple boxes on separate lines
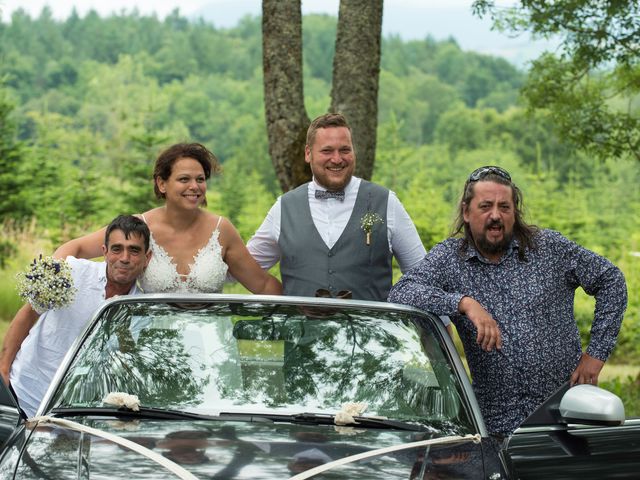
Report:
468,166,512,183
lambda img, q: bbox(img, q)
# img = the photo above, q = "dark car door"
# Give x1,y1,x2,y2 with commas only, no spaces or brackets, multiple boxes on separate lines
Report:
502,382,640,479
503,419,640,479
0,378,23,448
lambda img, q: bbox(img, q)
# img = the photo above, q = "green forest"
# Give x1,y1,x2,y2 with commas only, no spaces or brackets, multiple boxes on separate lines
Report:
0,7,638,407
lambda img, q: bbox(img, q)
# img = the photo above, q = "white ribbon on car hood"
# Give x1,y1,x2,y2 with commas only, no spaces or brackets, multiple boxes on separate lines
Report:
288,433,482,480
26,415,198,480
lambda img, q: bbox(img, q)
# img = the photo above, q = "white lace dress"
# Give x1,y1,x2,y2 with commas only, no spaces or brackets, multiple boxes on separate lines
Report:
139,215,228,293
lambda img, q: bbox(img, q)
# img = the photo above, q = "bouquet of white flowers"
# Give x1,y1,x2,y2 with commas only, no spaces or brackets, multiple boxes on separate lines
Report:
16,255,77,314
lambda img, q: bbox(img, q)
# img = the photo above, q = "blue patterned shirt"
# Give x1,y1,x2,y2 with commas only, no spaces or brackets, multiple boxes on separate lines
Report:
389,229,627,434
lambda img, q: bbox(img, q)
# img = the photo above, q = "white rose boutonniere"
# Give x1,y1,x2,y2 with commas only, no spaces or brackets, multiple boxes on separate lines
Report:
360,212,383,246
16,255,77,314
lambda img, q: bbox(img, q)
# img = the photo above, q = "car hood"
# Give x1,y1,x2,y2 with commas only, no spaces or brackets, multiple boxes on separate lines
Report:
8,416,481,479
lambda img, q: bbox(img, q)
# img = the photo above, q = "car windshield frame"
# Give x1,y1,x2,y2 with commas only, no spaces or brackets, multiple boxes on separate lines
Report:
39,294,487,437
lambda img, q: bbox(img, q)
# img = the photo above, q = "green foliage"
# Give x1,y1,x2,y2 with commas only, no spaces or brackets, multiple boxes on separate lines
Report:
0,86,30,222
378,35,523,144
473,0,640,161
522,54,640,161
379,70,460,144
600,376,640,418
434,105,489,154
473,0,640,67
302,14,337,83
0,220,53,321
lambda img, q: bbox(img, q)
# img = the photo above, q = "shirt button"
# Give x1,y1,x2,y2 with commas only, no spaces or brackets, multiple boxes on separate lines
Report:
328,252,333,257
328,269,333,274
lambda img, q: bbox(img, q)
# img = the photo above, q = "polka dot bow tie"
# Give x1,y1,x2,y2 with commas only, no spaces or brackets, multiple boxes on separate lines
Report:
315,189,345,201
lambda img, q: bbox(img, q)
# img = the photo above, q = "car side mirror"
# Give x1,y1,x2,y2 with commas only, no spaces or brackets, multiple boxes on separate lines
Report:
559,384,625,426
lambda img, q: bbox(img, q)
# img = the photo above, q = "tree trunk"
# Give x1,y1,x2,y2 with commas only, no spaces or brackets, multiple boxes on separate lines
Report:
262,0,311,192
330,0,383,181
262,0,383,190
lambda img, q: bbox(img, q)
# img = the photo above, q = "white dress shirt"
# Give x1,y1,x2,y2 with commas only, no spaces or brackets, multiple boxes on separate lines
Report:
247,176,426,273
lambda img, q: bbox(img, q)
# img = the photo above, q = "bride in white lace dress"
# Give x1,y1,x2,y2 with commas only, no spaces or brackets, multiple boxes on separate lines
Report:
54,143,282,295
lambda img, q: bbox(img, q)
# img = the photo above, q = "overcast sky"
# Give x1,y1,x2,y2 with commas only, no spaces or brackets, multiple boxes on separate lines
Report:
0,0,554,66
3,0,478,19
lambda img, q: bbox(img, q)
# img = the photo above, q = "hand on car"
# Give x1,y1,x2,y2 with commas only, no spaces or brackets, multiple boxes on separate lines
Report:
570,353,604,386
458,296,502,352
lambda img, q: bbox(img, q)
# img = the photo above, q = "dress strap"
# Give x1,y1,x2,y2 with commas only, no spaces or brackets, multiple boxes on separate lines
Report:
140,213,148,224
215,215,223,230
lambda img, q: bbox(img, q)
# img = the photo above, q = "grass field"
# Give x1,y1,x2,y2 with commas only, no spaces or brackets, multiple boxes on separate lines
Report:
602,363,640,381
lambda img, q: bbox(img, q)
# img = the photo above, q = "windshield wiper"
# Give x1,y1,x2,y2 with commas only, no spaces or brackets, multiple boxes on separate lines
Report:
218,411,429,432
342,416,429,432
50,407,428,431
50,406,216,421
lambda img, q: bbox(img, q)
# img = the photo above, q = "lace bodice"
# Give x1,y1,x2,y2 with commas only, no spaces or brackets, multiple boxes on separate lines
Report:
139,217,228,293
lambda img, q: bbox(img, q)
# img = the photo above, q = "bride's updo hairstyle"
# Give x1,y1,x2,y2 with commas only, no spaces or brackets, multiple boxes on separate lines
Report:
153,143,222,203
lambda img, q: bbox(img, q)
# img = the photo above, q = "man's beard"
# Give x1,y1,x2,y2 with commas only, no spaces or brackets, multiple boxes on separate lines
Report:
474,220,513,257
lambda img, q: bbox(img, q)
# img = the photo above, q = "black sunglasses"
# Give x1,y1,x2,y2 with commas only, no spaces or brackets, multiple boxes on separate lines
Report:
468,166,512,183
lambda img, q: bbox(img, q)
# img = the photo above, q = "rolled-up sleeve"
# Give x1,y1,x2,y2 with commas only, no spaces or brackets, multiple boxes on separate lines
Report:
247,198,282,270
387,192,426,273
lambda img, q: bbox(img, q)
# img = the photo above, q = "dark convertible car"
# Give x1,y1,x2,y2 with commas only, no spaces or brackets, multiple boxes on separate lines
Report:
0,294,637,479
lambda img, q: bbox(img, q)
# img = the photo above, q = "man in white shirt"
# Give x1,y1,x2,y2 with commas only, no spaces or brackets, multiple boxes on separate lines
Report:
0,215,151,417
248,113,427,303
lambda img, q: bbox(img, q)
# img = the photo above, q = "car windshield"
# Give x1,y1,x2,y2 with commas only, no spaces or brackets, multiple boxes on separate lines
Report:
49,300,475,434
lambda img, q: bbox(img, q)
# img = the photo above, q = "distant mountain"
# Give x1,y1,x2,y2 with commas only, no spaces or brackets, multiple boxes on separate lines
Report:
191,1,557,67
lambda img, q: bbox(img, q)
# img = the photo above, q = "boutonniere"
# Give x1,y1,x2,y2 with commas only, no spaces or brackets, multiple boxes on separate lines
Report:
360,212,383,246
16,255,77,314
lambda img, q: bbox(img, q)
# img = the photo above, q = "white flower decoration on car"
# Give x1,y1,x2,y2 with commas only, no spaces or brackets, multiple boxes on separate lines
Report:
334,402,368,425
103,392,141,412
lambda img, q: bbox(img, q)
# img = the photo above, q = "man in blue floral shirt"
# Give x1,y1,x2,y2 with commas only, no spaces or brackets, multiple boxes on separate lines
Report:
389,166,627,435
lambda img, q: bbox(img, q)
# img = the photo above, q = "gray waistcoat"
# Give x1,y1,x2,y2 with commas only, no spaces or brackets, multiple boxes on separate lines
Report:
279,180,392,301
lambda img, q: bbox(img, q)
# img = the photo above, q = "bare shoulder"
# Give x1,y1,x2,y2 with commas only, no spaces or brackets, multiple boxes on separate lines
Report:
139,207,164,223
198,211,224,229
215,215,243,244
216,215,239,233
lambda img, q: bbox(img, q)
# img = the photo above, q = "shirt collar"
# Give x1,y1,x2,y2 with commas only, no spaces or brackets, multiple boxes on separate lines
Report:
463,237,521,264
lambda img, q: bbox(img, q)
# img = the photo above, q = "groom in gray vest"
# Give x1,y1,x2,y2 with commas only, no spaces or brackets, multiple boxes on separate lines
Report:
248,113,427,302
